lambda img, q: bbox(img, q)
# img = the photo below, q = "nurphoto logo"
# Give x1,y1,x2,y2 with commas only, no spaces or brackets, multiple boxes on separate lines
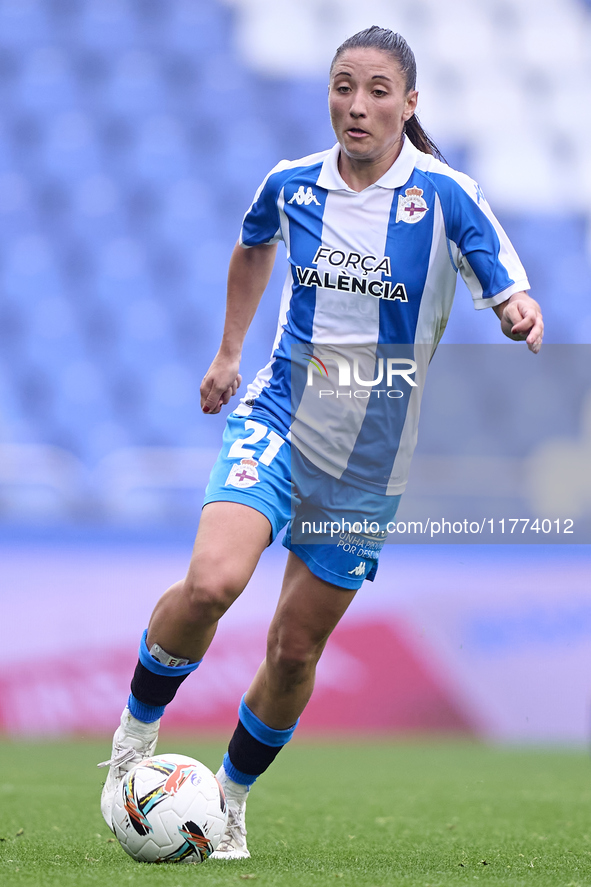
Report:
304,350,418,400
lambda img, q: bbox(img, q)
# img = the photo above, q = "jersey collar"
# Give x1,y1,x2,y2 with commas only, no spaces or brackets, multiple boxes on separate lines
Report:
317,136,418,192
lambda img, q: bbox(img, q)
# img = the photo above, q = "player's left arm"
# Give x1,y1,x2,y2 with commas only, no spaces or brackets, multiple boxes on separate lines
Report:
493,291,544,354
439,172,543,354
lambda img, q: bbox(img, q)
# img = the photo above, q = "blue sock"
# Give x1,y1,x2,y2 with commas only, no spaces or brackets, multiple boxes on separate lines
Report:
128,693,165,723
128,629,202,724
223,695,299,786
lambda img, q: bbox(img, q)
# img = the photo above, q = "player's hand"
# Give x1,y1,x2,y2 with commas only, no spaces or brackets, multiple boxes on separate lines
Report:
200,356,242,414
498,294,544,354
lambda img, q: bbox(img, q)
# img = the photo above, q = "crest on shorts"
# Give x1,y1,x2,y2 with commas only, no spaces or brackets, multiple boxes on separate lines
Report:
225,458,260,489
396,186,429,224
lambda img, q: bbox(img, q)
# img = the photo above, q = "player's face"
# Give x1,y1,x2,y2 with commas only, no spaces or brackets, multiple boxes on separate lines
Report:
329,48,418,168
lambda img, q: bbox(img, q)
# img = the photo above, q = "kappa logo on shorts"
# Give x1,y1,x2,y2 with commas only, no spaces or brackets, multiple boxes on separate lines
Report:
288,186,321,207
225,458,260,489
348,561,366,577
396,186,429,224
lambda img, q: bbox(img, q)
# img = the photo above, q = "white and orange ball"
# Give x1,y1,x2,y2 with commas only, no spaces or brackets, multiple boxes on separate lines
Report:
111,754,227,863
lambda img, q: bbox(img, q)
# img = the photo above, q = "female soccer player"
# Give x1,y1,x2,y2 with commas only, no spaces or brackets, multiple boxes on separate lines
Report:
99,26,543,859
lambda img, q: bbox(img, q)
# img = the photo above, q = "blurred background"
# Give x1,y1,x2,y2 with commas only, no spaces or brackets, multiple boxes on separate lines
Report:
1,0,591,742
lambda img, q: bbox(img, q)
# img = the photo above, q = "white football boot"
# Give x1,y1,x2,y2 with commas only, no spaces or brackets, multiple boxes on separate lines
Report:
97,706,160,831
209,766,251,859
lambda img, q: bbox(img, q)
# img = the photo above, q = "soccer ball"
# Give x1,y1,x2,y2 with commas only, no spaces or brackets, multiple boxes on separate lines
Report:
111,754,228,863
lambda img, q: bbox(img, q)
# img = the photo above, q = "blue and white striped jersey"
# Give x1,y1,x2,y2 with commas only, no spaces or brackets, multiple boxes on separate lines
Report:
235,136,529,495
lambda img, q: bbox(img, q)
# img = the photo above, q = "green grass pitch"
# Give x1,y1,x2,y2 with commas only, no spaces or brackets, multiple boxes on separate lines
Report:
1,738,590,886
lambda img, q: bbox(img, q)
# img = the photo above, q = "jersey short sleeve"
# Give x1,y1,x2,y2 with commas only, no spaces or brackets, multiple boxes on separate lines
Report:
424,165,530,308
239,161,290,248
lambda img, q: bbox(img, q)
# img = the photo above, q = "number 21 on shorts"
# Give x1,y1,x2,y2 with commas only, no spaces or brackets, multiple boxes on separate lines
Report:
228,420,285,466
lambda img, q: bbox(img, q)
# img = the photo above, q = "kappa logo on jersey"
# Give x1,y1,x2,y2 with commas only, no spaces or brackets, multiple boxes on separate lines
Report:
348,561,366,577
288,186,321,206
225,458,260,489
396,186,429,224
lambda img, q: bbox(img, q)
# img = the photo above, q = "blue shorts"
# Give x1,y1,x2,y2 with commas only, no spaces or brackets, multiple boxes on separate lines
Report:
203,413,401,590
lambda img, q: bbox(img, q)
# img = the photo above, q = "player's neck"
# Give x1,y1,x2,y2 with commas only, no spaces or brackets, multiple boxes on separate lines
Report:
337,141,403,192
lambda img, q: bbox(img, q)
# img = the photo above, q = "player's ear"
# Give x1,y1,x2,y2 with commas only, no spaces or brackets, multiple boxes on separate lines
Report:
403,89,418,120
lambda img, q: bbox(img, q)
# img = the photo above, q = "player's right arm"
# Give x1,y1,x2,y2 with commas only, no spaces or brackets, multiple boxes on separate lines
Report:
200,242,277,414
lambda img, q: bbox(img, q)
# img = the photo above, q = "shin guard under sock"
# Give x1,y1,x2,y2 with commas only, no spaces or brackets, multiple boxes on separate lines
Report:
128,629,201,723
224,695,299,786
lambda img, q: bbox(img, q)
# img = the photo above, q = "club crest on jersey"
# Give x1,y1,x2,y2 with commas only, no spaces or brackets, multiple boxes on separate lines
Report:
396,186,429,224
225,458,260,489
288,186,321,207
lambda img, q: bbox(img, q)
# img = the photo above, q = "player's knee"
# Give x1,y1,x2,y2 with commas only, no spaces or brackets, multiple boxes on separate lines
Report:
267,636,324,688
181,571,243,625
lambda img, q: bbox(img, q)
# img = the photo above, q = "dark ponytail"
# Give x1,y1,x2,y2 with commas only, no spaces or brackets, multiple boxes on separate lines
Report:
404,114,445,159
330,26,445,162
